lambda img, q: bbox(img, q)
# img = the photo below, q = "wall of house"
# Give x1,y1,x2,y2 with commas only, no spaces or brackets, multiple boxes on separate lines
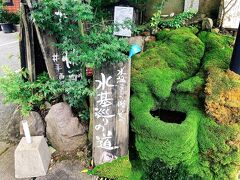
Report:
146,0,220,19
5,0,20,13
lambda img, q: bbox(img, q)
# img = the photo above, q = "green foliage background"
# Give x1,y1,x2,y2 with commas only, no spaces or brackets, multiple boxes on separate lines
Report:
0,70,93,120
31,0,129,69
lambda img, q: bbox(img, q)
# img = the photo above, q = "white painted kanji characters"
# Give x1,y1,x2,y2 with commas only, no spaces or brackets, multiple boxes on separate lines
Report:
93,64,130,162
96,131,119,150
118,112,125,122
62,52,72,69
97,92,113,108
94,108,115,125
68,74,82,81
95,124,105,132
54,11,67,22
117,99,126,108
54,11,64,18
100,151,117,163
55,64,62,73
117,67,127,84
96,73,114,90
52,53,59,63
58,73,65,80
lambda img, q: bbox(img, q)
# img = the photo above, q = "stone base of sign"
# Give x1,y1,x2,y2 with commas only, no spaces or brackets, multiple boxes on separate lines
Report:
15,136,51,178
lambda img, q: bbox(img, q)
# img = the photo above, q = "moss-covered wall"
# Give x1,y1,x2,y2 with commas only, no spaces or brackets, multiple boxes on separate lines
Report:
146,0,220,19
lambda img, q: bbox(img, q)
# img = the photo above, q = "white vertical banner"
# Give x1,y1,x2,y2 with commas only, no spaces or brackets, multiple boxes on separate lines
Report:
184,0,199,12
114,6,134,37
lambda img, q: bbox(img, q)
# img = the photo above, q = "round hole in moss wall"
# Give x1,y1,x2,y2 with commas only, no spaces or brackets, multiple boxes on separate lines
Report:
150,109,187,124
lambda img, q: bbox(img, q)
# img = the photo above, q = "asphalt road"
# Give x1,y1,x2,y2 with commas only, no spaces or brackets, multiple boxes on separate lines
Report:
0,32,20,76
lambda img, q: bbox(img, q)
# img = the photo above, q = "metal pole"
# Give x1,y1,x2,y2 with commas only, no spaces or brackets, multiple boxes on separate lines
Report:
230,22,240,75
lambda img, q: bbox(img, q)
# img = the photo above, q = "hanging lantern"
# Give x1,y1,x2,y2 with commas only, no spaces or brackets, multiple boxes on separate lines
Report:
230,22,240,75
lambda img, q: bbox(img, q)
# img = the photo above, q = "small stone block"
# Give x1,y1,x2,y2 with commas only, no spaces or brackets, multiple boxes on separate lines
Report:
15,136,51,178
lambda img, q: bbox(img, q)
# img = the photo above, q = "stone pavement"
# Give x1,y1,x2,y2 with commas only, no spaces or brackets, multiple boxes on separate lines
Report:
0,141,11,155
0,144,95,180
37,160,96,180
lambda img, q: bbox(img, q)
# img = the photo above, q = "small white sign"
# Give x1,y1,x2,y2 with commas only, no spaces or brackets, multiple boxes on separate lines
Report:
184,0,199,12
114,6,134,37
221,0,240,29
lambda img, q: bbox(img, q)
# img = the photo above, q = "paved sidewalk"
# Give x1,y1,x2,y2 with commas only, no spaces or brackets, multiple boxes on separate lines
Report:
0,31,21,75
0,145,95,180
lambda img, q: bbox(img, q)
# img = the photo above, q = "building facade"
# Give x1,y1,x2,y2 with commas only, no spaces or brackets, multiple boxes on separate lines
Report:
3,0,20,12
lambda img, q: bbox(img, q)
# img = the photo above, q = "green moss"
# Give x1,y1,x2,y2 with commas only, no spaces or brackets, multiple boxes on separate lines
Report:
93,28,239,180
92,156,132,179
205,67,240,102
130,28,240,179
198,31,234,71
198,117,240,179
176,75,205,94
91,156,143,180
132,27,205,101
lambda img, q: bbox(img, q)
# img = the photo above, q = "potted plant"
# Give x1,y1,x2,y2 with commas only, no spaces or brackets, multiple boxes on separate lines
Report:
0,0,18,33
0,9,15,33
10,11,20,32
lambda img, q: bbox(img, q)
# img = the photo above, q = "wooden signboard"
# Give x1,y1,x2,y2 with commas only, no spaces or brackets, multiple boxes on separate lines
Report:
93,61,131,165
20,0,78,81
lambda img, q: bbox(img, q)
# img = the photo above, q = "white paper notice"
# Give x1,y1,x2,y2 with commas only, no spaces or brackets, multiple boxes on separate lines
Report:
114,6,134,37
184,0,199,12
222,0,240,29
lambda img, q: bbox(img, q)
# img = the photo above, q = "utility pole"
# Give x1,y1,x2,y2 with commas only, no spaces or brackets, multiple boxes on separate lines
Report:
230,22,240,75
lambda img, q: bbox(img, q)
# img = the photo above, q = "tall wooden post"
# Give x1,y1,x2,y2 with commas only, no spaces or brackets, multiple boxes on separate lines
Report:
230,22,240,74
92,5,134,165
92,61,131,165
21,3,36,82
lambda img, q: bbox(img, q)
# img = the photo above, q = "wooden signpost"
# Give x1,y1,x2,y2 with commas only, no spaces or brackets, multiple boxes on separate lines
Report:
92,61,131,165
92,5,133,165
92,5,134,165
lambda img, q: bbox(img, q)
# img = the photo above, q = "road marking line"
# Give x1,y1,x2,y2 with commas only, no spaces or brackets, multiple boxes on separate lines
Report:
0,41,18,47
